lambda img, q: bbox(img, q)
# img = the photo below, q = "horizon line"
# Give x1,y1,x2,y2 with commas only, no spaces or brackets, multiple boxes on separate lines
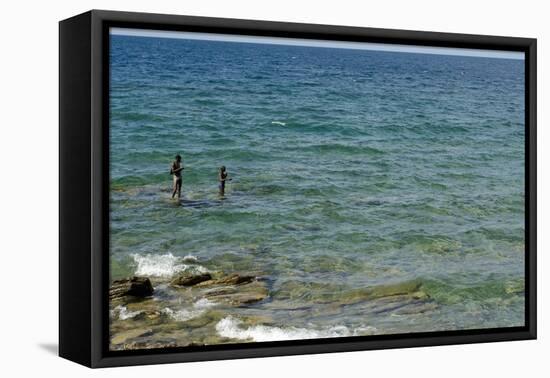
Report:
110,27,524,60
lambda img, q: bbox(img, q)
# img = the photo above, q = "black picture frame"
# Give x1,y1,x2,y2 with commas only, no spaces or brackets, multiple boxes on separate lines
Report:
59,9,537,368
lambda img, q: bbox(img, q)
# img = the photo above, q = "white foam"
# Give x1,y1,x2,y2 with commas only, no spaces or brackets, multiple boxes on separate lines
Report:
271,121,287,126
162,307,202,322
131,253,207,278
132,253,186,277
182,254,199,262
163,298,216,322
111,305,142,320
194,298,216,309
215,317,376,342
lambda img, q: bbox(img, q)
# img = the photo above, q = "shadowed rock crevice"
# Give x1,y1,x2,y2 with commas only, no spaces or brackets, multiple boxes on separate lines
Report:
109,277,154,300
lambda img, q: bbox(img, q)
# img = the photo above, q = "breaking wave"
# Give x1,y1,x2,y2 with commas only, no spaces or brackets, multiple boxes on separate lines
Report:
110,305,142,320
162,298,217,322
215,316,376,342
131,253,208,278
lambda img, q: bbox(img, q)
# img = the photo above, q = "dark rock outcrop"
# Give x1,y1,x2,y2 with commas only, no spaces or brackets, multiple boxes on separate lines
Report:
109,277,154,299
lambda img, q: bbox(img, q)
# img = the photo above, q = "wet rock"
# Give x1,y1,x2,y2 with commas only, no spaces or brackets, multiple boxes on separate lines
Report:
203,280,268,306
171,273,212,287
121,340,178,350
366,280,424,299
139,310,162,321
392,301,438,315
174,310,223,328
111,328,153,345
201,286,237,296
109,277,154,300
263,300,313,312
178,314,216,328
195,273,255,287
274,279,430,307
240,314,274,326
336,280,428,305
125,298,161,313
410,291,429,300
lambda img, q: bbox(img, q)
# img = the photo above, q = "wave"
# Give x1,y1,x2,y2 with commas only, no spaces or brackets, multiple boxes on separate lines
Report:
131,253,208,278
215,317,376,342
162,298,216,322
182,254,199,263
110,305,142,320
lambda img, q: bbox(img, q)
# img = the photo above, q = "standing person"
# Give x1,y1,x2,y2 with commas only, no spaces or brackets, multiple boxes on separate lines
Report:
170,154,184,199
218,166,231,196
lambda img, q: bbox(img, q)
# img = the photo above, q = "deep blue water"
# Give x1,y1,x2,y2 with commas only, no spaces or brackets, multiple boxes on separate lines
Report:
109,33,525,346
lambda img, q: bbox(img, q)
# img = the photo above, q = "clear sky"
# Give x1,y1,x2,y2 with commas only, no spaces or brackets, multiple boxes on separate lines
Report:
111,27,524,60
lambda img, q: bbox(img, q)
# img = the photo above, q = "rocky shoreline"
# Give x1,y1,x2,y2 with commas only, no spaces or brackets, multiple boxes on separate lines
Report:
109,270,272,350
110,271,269,305
109,270,436,350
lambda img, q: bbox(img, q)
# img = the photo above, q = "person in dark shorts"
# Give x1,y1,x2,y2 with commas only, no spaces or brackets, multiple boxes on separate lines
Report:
170,154,184,199
218,166,231,196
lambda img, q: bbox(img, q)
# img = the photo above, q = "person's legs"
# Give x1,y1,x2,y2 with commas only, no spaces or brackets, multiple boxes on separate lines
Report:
172,177,178,198
176,179,182,198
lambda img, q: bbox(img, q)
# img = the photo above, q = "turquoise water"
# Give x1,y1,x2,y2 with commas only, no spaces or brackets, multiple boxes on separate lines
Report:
109,34,525,346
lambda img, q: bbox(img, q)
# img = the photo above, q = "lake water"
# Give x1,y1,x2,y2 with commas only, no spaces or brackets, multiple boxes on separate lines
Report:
109,33,525,348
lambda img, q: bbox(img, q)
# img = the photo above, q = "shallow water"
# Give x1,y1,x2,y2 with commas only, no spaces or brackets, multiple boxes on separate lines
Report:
109,34,525,348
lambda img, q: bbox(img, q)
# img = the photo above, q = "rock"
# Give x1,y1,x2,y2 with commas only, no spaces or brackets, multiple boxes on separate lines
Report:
195,273,255,287
335,280,427,305
392,301,438,315
202,286,237,297
204,280,268,306
240,315,274,326
111,328,153,345
171,273,212,287
366,280,424,299
121,340,178,350
410,291,429,300
109,277,154,300
273,279,430,307
144,310,162,320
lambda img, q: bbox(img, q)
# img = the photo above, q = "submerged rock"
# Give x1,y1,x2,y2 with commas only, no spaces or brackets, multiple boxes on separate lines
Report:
274,279,430,307
109,277,154,299
171,273,212,287
203,280,268,306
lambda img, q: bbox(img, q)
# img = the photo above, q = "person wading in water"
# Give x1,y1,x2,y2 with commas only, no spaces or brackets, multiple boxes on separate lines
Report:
170,154,184,199
218,165,232,196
